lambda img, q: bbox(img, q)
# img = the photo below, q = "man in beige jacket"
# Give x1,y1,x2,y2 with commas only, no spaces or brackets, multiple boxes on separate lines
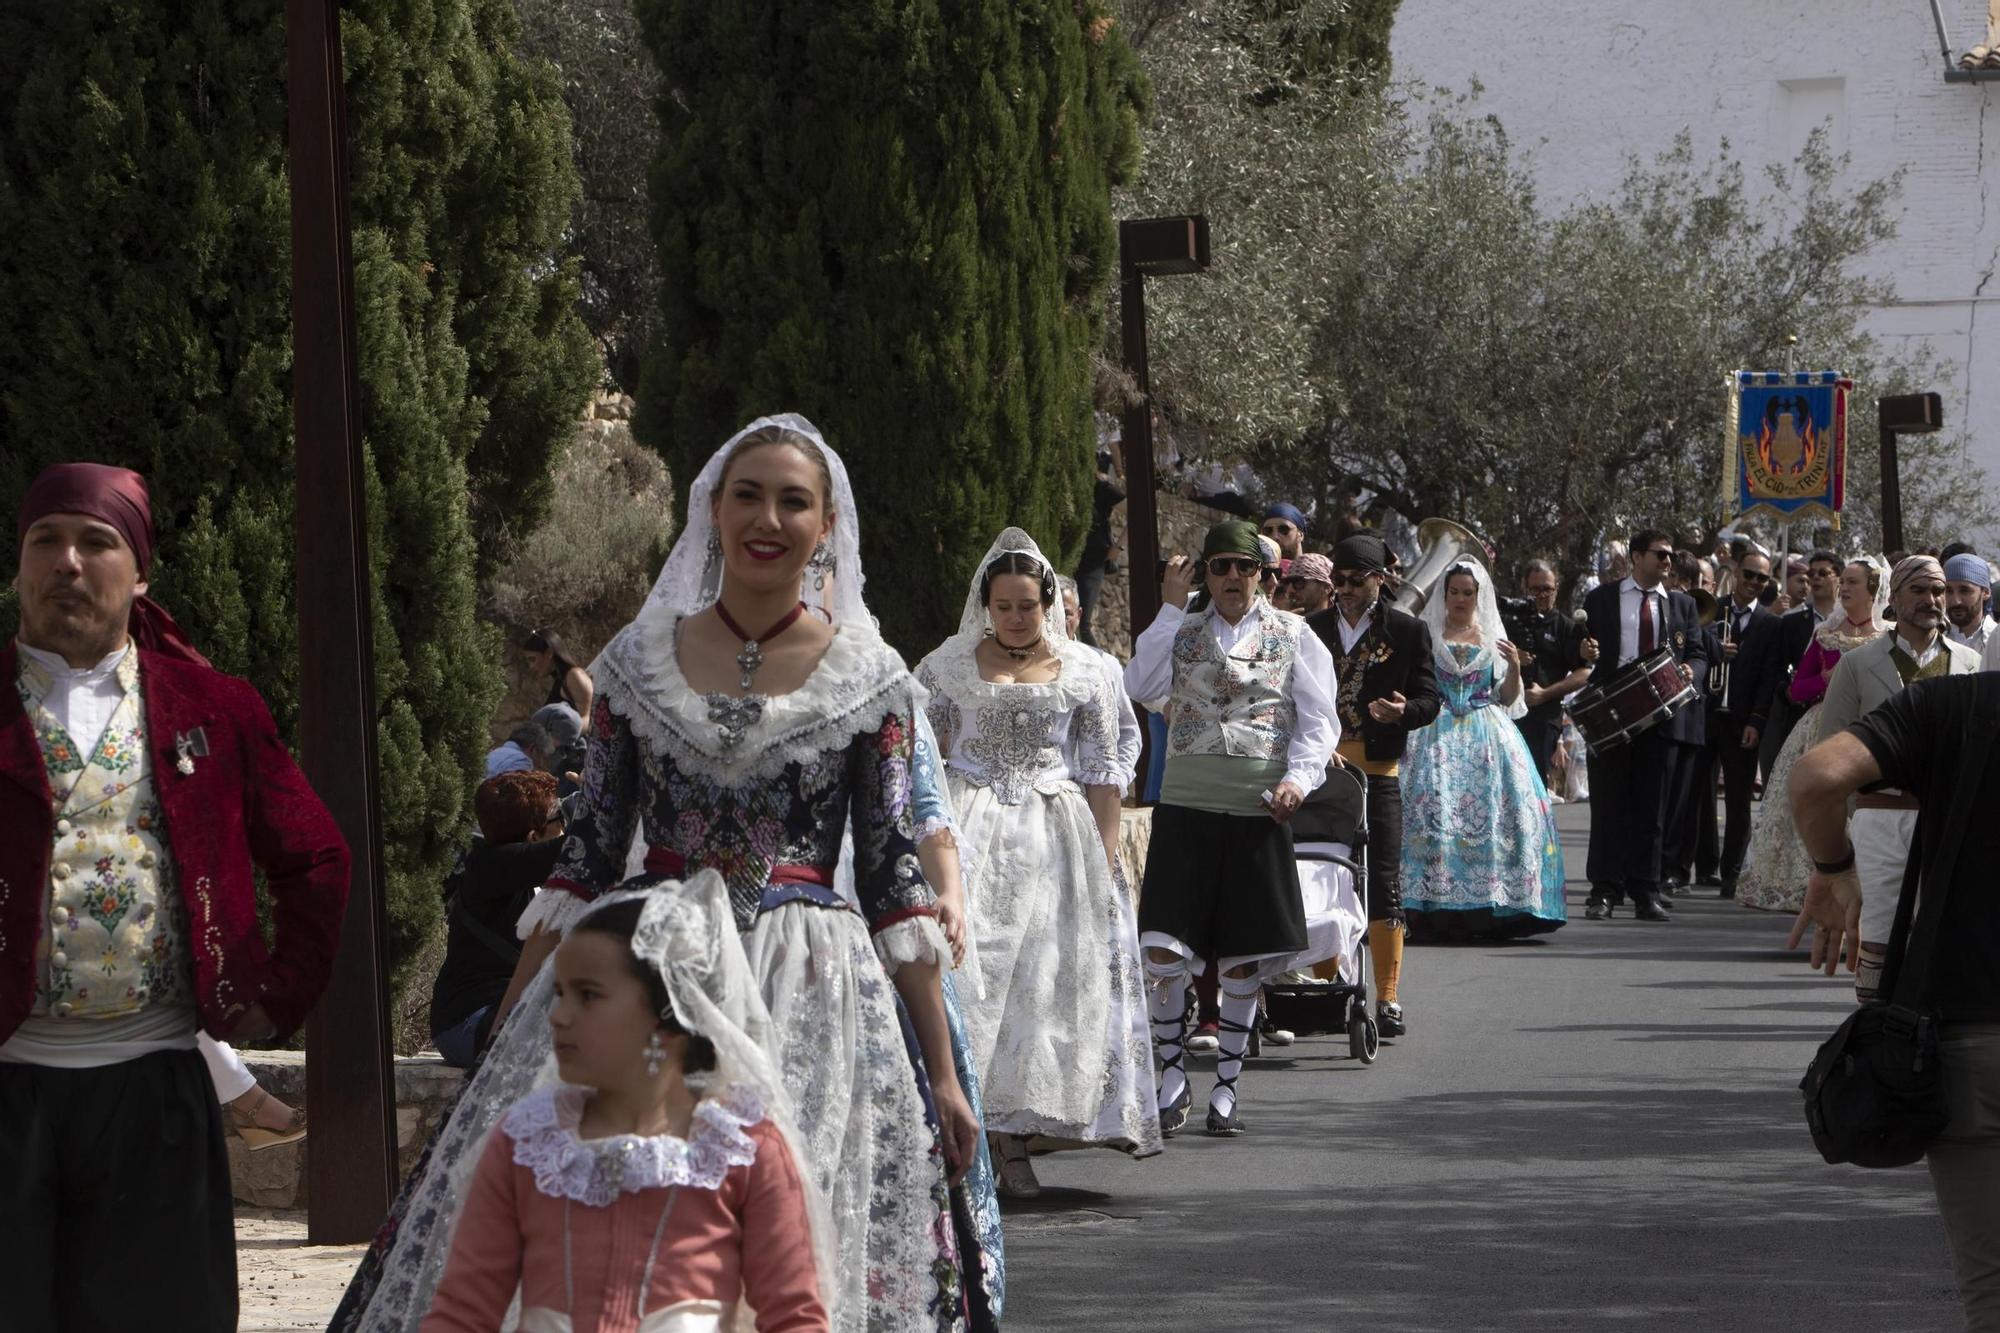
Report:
1817,555,1980,998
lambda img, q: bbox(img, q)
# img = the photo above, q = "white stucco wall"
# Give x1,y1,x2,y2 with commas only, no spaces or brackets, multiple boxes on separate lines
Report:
1392,0,2000,509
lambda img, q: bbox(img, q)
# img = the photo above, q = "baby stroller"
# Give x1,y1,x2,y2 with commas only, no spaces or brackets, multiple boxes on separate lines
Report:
1262,762,1378,1062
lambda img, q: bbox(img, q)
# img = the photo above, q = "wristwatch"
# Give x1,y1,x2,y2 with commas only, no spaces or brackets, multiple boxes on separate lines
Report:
1812,846,1857,875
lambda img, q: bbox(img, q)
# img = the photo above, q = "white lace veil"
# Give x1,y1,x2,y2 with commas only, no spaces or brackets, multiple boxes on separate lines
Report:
1422,559,1526,720
350,872,833,1331
618,412,865,641
615,873,837,1312
950,526,1071,650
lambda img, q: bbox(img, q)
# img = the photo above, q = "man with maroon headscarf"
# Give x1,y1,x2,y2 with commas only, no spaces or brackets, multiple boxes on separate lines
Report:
1,463,350,1330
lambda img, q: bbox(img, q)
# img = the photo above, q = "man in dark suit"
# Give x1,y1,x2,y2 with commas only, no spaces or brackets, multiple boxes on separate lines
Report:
1700,549,1779,897
1581,529,1709,922
1306,532,1442,1038
1661,551,1715,895
1756,549,1841,777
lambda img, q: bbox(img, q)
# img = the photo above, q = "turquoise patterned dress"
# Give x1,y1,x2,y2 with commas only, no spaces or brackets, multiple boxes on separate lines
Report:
1401,643,1568,940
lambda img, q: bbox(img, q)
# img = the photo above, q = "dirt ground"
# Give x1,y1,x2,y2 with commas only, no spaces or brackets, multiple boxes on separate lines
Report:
236,1210,367,1331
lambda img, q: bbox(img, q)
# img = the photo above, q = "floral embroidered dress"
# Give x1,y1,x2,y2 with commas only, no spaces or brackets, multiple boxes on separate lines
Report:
534,613,967,1333
1400,642,1568,940
907,711,1005,1326
422,1083,827,1333
1738,622,1871,914
914,638,1161,1158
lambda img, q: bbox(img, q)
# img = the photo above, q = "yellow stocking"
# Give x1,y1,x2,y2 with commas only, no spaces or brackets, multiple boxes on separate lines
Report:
1368,920,1404,1005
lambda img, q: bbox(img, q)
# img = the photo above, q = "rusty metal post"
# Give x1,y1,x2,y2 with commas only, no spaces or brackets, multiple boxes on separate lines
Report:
1117,218,1210,796
289,0,398,1244
1119,256,1161,657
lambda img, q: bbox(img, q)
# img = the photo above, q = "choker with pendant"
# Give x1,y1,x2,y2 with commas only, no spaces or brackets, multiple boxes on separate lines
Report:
995,634,1043,662
714,600,807,692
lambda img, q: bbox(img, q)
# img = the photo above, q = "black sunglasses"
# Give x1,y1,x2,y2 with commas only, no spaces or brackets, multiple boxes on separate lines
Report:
1641,547,1674,560
1206,556,1260,576
1738,570,1772,584
1331,571,1378,588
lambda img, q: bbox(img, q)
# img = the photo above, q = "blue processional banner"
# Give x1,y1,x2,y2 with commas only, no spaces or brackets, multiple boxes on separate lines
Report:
1723,370,1850,527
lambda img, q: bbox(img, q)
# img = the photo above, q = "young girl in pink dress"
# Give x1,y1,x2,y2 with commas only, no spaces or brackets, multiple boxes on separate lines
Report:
422,877,830,1333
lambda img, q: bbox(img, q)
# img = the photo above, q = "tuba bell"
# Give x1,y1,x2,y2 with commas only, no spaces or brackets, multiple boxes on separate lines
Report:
1386,518,1490,615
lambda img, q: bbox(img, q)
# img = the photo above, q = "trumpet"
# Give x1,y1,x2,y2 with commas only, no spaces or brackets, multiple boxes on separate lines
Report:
1708,604,1731,699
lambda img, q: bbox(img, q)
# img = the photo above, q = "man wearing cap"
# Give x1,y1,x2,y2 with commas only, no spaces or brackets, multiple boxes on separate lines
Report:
1125,520,1340,1137
1819,554,1981,999
1943,552,1998,656
1260,503,1308,561
1280,553,1335,617
1,463,350,1328
1304,532,1442,1039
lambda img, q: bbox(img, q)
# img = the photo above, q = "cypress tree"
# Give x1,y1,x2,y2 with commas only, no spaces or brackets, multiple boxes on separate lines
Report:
0,0,595,1003
635,2,1145,654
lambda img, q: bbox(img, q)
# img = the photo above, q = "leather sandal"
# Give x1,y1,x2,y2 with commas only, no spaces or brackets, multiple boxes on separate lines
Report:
229,1087,308,1151
992,1136,1040,1198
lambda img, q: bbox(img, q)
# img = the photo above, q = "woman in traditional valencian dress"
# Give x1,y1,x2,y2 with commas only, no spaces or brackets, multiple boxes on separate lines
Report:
914,529,1161,1199
1399,562,1568,941
1737,557,1887,915
338,416,980,1333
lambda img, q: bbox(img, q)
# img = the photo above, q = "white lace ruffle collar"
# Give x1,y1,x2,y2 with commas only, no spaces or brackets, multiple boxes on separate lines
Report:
917,634,1101,708
503,1082,766,1205
594,611,917,785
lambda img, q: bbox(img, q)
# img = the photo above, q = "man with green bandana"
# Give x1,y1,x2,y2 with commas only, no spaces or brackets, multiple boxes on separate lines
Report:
1124,519,1341,1137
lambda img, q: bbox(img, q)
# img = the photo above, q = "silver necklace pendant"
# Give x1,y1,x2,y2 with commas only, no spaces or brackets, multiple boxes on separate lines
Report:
708,693,765,749
735,639,763,691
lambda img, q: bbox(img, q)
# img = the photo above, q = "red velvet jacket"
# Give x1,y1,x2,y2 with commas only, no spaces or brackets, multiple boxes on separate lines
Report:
0,642,351,1043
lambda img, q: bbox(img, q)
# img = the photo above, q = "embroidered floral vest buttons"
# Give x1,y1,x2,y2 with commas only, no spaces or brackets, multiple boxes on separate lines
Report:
51,863,70,880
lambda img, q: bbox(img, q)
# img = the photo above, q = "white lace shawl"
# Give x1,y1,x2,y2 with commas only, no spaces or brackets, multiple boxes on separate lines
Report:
504,1083,765,1206
592,611,917,789
914,635,1128,794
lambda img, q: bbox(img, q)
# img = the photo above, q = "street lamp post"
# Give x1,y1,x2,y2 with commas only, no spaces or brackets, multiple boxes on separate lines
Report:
288,0,398,1244
1876,392,1943,554
1117,216,1210,793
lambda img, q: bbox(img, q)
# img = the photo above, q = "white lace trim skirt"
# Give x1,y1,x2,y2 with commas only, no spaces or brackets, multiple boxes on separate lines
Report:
741,900,965,1331
1737,706,1820,914
948,775,1161,1158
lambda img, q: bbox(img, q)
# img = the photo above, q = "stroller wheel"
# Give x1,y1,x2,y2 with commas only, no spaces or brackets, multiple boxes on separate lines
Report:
1348,1010,1379,1064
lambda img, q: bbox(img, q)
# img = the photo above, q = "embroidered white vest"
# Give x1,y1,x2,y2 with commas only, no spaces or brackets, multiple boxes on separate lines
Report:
1165,606,1302,762
17,652,193,1020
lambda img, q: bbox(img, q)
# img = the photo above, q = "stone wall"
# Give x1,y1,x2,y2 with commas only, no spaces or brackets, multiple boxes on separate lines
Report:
229,1052,465,1211
1087,492,1233,660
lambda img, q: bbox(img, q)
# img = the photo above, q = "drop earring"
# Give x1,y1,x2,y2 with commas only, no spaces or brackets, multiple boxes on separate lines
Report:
644,1031,667,1077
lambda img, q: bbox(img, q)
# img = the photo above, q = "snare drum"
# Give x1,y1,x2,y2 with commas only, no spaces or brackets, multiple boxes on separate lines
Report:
1569,650,1695,755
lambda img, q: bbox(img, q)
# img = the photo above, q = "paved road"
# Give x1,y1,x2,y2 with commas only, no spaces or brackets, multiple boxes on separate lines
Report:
1001,802,1962,1332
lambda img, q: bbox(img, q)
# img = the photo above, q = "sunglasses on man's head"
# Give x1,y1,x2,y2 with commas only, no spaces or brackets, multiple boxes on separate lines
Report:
1205,556,1260,577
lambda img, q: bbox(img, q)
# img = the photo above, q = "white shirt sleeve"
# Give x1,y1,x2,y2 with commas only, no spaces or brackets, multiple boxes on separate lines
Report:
1123,602,1186,706
1096,650,1144,784
1284,628,1341,795
1984,632,2000,673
